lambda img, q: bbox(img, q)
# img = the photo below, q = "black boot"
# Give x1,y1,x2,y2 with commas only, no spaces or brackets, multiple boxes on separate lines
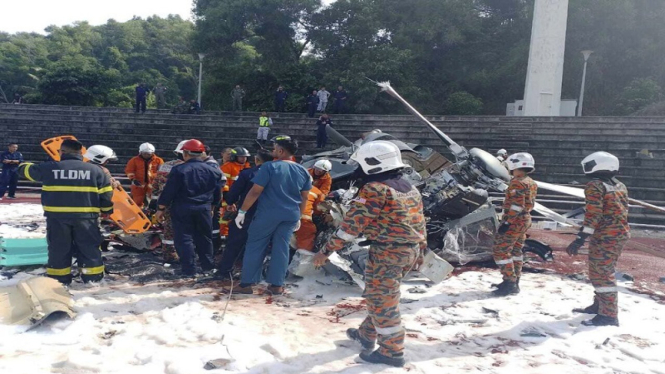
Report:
492,280,519,297
359,350,405,367
573,299,599,314
491,279,508,289
346,328,375,350
581,314,619,327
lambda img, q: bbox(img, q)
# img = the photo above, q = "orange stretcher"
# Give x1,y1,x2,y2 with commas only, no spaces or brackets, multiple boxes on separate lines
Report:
40,136,152,234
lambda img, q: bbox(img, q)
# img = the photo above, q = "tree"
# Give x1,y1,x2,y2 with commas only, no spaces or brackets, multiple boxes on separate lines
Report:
615,78,662,115
444,91,483,115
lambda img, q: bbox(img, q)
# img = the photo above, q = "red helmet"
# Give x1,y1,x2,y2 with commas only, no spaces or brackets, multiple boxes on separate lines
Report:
182,139,205,153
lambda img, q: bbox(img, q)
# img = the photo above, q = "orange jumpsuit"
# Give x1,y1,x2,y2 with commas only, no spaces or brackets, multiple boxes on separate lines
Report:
295,186,324,251
220,161,251,236
125,155,164,207
309,168,332,196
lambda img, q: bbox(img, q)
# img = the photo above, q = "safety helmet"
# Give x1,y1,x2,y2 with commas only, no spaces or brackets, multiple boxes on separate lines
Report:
350,140,405,175
231,147,251,160
181,139,205,153
139,142,155,154
581,151,619,174
174,140,189,155
84,145,117,165
496,149,507,157
314,159,332,172
506,152,535,172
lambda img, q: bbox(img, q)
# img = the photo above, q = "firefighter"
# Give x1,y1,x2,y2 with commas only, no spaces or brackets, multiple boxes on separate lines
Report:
216,149,273,280
202,145,225,252
155,139,223,278
150,140,188,263
83,145,121,188
308,159,332,196
220,147,251,237
125,142,164,208
566,152,629,327
294,184,325,252
496,149,508,162
491,152,537,297
312,141,427,368
19,139,113,284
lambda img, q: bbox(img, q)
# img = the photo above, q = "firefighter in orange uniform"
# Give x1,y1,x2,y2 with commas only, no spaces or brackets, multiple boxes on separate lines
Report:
294,185,325,251
220,147,251,237
309,159,332,196
125,142,164,208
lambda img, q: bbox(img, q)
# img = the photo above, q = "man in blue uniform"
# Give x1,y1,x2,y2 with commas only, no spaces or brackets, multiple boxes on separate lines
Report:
135,83,148,113
230,135,311,295
274,86,289,112
0,143,23,200
216,149,273,280
19,139,114,284
333,86,348,114
156,139,223,278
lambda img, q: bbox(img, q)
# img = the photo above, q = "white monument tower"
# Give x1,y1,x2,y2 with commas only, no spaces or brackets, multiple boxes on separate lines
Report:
521,0,570,116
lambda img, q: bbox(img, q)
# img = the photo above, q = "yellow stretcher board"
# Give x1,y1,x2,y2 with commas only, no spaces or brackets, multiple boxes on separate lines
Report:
40,136,152,234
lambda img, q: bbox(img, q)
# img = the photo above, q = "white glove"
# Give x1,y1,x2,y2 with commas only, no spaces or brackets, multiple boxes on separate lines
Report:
235,211,246,229
294,220,301,232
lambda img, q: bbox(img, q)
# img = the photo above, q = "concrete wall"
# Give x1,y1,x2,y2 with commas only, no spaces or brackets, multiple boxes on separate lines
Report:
1,104,664,206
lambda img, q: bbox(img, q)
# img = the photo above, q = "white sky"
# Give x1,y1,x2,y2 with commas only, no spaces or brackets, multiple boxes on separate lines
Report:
0,0,194,34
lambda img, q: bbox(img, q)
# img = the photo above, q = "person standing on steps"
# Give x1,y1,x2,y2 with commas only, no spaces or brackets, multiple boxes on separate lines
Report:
317,86,330,112
306,90,319,118
491,152,537,297
312,141,427,368
315,114,333,148
135,83,148,113
231,84,245,112
274,86,288,112
0,143,23,200
153,82,167,109
566,151,629,327
228,135,311,296
257,112,273,145
333,86,348,114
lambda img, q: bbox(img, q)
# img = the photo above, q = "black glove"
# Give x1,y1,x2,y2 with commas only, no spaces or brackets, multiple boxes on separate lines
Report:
566,232,590,256
131,179,142,187
497,221,511,234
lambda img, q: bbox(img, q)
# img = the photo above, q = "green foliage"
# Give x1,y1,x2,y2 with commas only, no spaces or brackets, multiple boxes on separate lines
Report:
444,91,484,115
615,78,662,115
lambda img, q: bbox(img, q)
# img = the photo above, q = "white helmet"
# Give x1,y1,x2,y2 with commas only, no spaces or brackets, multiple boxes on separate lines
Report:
350,140,405,175
506,152,535,172
314,159,332,172
84,145,117,165
496,149,507,157
139,142,155,154
174,140,189,155
581,151,619,174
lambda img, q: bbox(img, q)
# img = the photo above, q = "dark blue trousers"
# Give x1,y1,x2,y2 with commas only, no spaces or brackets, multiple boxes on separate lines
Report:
0,170,19,198
216,211,254,277
171,204,215,275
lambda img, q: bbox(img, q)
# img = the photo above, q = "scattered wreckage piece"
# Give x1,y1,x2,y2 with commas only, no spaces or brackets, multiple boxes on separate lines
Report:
0,277,75,328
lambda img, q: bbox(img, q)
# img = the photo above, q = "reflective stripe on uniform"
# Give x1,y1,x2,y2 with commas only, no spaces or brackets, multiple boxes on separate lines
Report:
231,176,239,180
43,206,101,213
81,265,105,275
23,163,36,182
495,258,513,265
47,267,72,276
151,195,160,200
595,286,617,293
335,229,356,241
375,325,403,335
510,204,523,212
308,191,318,198
301,215,313,221
223,173,232,178
162,240,175,245
512,256,524,262
212,229,220,234
100,206,113,212
582,226,595,234
42,185,113,194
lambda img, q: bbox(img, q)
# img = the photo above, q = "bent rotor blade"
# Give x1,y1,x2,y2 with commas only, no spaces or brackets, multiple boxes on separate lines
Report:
371,79,467,159
536,180,665,214
533,202,577,227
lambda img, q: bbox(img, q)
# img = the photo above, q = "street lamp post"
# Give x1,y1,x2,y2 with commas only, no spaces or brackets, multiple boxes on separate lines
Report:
197,53,205,109
577,50,593,116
